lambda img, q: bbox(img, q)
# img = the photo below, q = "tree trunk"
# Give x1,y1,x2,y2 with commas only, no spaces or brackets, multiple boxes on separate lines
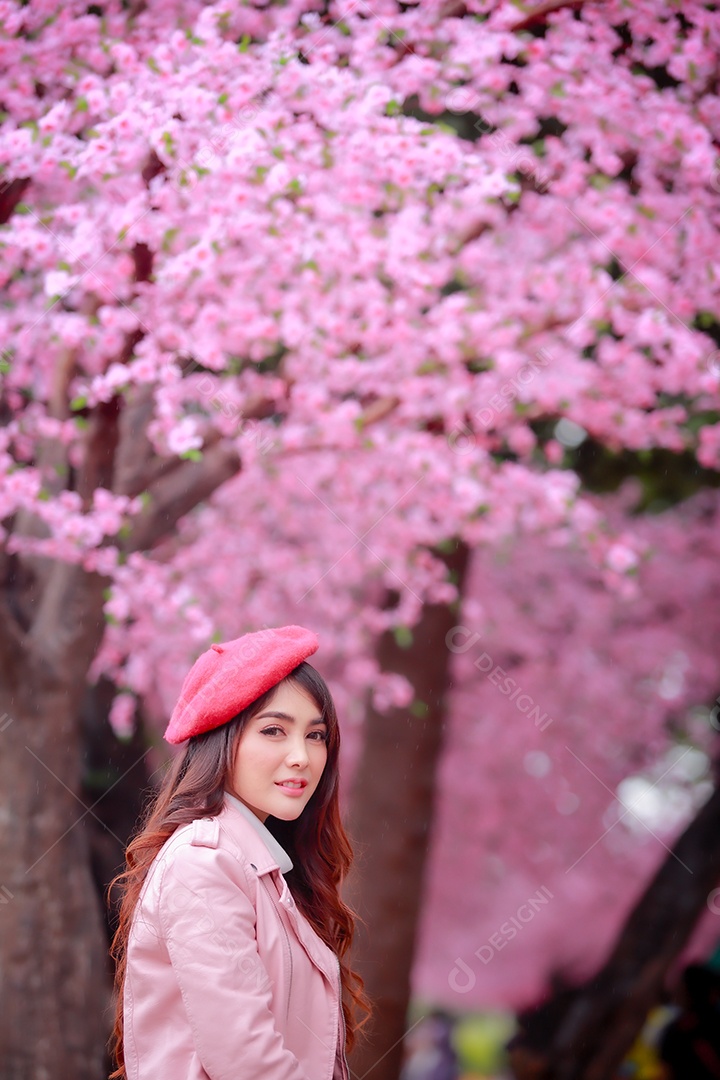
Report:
0,681,111,1080
0,373,247,1076
511,775,720,1080
345,541,469,1080
79,677,154,948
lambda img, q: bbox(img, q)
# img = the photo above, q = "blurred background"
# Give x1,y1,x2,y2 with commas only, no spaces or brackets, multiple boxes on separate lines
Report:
1,1,720,1078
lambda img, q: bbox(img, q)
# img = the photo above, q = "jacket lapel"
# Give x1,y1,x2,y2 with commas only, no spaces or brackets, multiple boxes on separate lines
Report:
220,805,339,989
272,869,339,989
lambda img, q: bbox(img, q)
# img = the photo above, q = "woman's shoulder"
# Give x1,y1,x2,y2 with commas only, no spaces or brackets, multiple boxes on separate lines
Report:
147,805,255,891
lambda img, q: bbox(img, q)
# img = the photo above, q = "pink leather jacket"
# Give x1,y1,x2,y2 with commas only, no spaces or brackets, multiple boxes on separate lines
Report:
123,795,350,1080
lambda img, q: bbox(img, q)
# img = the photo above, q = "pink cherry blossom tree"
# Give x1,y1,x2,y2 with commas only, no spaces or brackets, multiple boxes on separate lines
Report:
1,0,719,1076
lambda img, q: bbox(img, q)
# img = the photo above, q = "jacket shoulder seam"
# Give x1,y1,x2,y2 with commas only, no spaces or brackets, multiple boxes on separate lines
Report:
217,817,256,890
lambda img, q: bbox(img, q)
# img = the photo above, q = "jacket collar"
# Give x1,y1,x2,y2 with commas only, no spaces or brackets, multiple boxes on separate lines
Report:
222,795,339,990
223,792,294,875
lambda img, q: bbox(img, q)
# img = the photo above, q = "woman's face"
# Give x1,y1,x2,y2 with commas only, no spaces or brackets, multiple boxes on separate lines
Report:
229,680,329,822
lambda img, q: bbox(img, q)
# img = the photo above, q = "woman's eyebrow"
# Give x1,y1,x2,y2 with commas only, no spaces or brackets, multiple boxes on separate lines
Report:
256,710,327,725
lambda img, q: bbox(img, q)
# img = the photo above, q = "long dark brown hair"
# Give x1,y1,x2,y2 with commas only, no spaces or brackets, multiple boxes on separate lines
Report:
108,662,372,1077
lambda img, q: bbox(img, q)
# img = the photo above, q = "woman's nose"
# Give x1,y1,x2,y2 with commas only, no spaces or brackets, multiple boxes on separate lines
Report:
285,736,309,765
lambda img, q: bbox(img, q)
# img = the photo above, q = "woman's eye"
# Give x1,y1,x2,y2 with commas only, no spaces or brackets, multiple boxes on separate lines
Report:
260,727,327,741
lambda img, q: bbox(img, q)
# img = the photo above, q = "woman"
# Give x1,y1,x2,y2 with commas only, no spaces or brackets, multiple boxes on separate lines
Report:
109,624,371,1080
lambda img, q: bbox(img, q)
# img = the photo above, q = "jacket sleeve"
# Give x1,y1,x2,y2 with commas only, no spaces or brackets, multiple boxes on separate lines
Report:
156,837,311,1080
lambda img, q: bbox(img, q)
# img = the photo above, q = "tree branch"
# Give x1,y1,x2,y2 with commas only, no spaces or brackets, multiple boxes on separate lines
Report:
0,178,31,225
76,397,122,505
26,563,109,681
509,0,587,32
114,388,276,498
122,442,242,553
541,780,720,1080
112,385,165,497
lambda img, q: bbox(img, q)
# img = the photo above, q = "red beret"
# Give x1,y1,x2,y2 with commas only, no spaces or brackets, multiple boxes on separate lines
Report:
164,625,319,745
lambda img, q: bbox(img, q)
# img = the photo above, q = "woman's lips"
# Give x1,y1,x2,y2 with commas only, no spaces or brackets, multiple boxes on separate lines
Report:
275,782,307,797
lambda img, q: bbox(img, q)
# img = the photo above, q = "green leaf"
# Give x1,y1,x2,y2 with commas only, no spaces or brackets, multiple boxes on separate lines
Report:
218,92,229,105
238,34,251,52
589,174,612,190
393,625,413,649
70,394,88,411
75,96,89,112
549,81,566,98
162,226,179,252
696,310,717,330
410,699,429,718
180,448,203,462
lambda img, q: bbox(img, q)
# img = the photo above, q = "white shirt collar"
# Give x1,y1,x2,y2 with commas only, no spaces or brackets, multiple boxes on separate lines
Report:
224,792,294,874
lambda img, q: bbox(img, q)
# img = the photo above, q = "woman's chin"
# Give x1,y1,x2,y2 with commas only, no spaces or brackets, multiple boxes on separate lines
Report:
272,804,306,821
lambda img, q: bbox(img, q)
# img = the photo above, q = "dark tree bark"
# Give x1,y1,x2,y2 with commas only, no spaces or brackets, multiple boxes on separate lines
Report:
79,677,154,948
510,771,720,1080
0,402,249,1076
344,540,470,1080
0,581,112,1080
